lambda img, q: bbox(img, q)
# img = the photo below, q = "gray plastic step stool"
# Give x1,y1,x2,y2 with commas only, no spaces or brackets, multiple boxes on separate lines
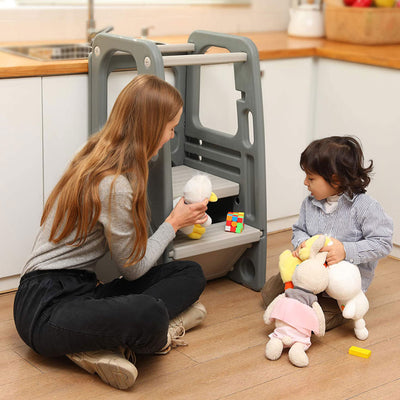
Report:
89,30,267,291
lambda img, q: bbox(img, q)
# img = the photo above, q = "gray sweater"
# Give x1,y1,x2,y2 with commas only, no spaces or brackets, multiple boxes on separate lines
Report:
22,175,176,280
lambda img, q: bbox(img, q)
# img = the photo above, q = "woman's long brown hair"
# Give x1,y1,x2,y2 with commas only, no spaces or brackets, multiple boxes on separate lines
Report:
41,74,183,266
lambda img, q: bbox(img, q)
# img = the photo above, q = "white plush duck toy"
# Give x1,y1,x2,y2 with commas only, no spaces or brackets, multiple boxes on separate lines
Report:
173,174,218,239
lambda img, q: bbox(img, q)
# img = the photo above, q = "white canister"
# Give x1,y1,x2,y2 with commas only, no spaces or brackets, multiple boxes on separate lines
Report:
288,4,325,38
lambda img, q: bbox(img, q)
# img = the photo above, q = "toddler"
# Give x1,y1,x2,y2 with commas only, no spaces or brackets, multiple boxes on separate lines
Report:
262,136,393,330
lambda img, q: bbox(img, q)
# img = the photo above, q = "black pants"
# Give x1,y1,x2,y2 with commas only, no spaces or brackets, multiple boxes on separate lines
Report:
14,261,206,357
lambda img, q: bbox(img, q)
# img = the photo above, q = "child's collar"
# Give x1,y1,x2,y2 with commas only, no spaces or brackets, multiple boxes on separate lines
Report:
310,192,357,209
326,194,341,204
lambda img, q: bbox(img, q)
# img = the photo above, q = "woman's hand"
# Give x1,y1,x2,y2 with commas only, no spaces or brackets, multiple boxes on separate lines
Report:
165,197,209,232
320,237,346,265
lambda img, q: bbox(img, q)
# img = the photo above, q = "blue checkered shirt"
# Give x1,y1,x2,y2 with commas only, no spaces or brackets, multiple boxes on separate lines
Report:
292,193,393,291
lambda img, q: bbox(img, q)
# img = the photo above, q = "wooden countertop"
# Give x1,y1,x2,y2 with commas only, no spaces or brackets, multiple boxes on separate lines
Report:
1,31,400,79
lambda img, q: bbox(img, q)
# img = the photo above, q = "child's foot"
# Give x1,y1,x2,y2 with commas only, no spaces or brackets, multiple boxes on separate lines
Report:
67,349,138,390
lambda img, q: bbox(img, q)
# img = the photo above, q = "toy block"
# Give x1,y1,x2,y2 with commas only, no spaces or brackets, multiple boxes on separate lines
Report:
225,212,245,233
348,346,371,359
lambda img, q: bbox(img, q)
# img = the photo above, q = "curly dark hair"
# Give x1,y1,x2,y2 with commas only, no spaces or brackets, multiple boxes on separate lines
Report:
300,136,373,197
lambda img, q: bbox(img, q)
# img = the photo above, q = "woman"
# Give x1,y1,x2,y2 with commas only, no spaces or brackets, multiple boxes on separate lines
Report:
14,75,208,390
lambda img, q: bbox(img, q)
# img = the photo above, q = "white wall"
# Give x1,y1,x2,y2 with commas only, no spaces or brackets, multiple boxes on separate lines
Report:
0,0,291,42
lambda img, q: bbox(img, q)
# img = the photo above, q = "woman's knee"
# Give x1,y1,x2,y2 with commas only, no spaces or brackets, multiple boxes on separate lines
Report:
182,261,207,292
131,295,169,330
123,295,170,353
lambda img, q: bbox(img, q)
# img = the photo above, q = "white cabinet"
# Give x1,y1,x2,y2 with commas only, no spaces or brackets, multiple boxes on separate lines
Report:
0,78,43,282
260,58,313,223
314,59,400,247
0,75,89,289
42,75,89,200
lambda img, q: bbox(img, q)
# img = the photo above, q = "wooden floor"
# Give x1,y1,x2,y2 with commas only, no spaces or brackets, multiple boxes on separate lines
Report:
1,230,400,399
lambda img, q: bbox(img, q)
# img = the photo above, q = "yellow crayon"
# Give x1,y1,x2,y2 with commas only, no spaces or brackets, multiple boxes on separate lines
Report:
349,346,371,359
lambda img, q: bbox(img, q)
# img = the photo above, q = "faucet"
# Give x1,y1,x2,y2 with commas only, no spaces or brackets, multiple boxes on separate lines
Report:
87,0,114,43
140,26,154,38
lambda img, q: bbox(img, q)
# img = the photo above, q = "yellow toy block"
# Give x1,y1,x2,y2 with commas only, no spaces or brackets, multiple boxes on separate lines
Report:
348,346,371,359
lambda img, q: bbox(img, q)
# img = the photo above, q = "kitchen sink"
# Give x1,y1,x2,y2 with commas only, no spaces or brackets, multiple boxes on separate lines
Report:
0,43,92,61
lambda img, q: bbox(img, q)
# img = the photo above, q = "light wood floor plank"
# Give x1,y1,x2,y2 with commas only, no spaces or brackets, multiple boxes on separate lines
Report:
354,379,400,400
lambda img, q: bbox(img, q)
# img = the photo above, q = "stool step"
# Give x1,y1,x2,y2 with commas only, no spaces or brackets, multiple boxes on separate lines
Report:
170,221,261,260
172,165,239,199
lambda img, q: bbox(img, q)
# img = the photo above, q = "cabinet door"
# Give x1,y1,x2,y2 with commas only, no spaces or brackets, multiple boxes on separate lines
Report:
314,59,400,247
42,75,89,200
0,78,42,279
261,58,314,223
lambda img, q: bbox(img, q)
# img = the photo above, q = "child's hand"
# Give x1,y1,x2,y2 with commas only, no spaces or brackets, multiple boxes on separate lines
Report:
321,238,345,266
292,241,306,258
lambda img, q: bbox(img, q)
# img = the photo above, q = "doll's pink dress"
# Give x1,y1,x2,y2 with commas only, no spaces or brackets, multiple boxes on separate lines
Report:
269,296,320,349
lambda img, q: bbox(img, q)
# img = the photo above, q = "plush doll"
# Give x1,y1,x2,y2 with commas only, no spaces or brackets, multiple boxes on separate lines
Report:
300,235,369,340
173,174,218,239
263,235,329,367
280,234,369,340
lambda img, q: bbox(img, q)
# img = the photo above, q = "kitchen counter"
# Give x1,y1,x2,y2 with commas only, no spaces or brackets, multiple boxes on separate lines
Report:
1,31,400,78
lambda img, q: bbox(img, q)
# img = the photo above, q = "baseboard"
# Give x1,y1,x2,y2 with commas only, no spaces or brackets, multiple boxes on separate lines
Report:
0,275,19,294
267,215,298,233
390,244,400,260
